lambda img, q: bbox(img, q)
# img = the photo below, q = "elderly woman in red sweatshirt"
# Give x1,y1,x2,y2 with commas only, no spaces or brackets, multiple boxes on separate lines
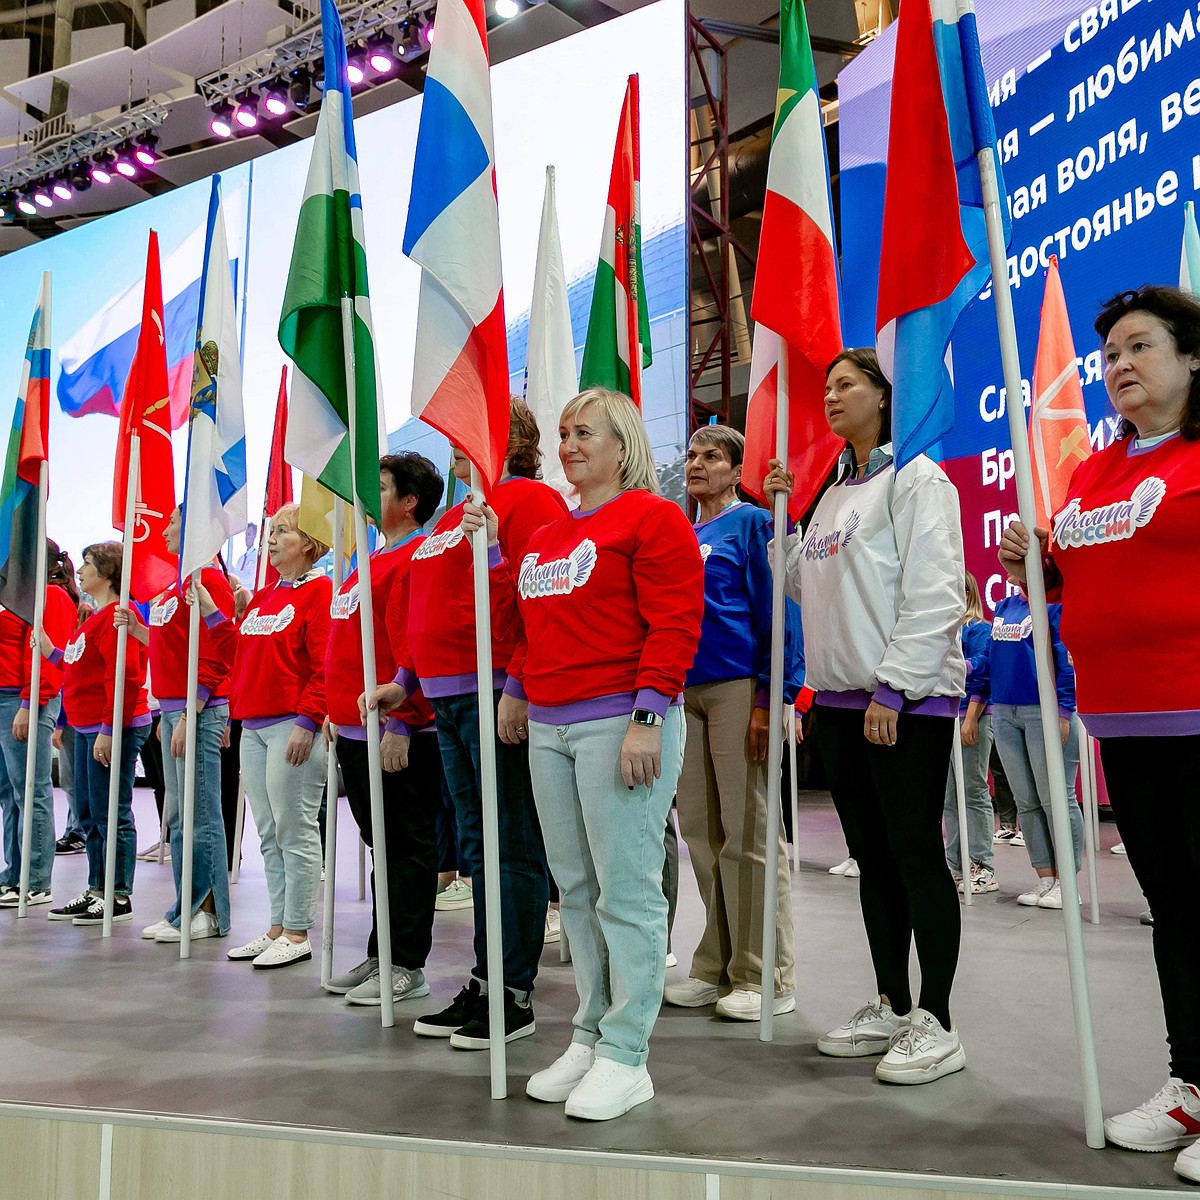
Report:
463,387,704,1122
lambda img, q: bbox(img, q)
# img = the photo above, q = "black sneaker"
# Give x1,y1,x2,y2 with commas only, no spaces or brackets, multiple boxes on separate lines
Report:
72,895,133,926
55,833,85,855
449,991,536,1050
413,979,485,1038
48,891,96,922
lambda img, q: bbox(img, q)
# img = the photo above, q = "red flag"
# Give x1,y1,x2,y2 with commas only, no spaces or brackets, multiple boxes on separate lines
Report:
113,231,177,603
258,366,294,588
1030,256,1090,531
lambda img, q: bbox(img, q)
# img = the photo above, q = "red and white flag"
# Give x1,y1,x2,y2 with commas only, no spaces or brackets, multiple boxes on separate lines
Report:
258,366,294,588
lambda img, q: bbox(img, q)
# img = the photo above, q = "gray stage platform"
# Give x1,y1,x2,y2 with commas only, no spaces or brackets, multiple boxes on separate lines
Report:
0,788,1190,1194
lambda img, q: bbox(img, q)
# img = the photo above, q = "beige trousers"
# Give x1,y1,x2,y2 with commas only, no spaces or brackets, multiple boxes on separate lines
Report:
676,677,796,994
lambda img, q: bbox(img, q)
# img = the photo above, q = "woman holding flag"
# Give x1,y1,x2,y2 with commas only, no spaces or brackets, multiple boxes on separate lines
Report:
766,348,967,1086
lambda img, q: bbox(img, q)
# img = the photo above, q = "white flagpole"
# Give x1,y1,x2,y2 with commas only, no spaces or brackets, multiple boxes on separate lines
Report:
952,717,972,907
103,434,139,938
178,572,201,958
977,143,1104,1148
16,461,49,917
320,501,345,989
469,463,507,1098
1078,732,1100,925
787,707,799,872
759,345,788,1042
357,836,366,900
340,295,394,1029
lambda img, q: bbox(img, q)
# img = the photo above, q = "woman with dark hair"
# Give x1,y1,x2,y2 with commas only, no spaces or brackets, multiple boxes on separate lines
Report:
0,540,82,908
766,348,967,1086
999,286,1200,1179
665,424,803,1022
322,453,446,1007
42,542,151,924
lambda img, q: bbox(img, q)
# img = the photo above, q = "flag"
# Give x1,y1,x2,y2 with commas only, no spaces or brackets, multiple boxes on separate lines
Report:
579,74,651,408
279,0,382,526
0,274,51,625
180,177,248,582
524,165,577,497
1029,257,1089,532
875,0,1005,471
742,0,843,521
297,473,357,567
403,0,510,492
257,366,294,588
114,231,177,604
1182,201,1200,297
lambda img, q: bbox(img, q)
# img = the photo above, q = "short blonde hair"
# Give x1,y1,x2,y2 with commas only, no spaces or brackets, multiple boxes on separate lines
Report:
559,387,659,495
273,503,331,564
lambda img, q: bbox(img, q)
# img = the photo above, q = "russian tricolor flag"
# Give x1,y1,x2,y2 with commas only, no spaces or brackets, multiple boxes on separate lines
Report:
875,0,1007,471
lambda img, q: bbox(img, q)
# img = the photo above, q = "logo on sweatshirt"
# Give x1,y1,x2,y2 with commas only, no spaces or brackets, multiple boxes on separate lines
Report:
64,633,86,664
330,585,360,620
1053,476,1166,549
800,511,860,562
517,539,598,599
698,544,713,563
149,596,179,626
240,604,296,636
412,526,464,560
991,613,1033,642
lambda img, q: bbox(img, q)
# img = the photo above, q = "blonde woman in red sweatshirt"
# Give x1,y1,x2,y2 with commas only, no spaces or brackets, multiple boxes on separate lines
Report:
463,387,705,1121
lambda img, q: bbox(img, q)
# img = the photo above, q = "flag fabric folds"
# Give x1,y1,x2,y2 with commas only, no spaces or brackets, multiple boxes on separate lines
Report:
875,0,1006,471
403,0,510,492
279,0,382,526
579,74,652,409
742,0,843,522
1182,201,1200,296
0,274,51,625
524,166,577,498
258,366,294,589
114,231,178,604
181,177,248,582
1029,257,1090,532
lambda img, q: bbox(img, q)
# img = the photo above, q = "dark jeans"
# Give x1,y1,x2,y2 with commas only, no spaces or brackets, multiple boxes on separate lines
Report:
337,733,440,968
433,690,550,996
435,770,468,875
1100,734,1200,1085
75,724,151,896
815,705,960,1029
220,719,242,870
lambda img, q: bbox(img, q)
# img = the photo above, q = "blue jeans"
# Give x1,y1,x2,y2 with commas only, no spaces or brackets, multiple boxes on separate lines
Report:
0,693,60,891
74,724,150,896
160,706,231,933
943,713,995,872
992,704,1083,874
432,691,549,997
59,725,82,839
529,708,685,1067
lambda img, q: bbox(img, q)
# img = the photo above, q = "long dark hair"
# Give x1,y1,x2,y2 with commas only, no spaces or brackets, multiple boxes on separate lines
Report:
47,539,79,605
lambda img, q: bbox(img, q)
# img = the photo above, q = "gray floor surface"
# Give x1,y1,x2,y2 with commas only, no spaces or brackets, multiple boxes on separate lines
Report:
0,787,1191,1193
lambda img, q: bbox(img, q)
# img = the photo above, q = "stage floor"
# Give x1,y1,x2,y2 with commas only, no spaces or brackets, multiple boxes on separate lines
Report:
0,787,1191,1195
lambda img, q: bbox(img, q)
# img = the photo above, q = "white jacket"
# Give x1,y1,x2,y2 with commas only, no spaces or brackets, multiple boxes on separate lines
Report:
781,449,966,705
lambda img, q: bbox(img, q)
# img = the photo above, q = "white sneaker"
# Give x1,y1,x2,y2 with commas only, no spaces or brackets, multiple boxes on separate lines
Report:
665,952,677,969
544,908,560,944
565,1058,654,1121
526,1043,595,1102
346,966,430,1006
1037,879,1079,909
324,956,379,995
1018,877,1057,907
829,857,857,876
663,977,718,1007
1112,841,1128,855
156,911,220,942
435,878,473,911
1104,1079,1200,1152
875,1008,966,1084
141,918,174,940
843,859,861,878
252,936,312,969
1178,1139,1200,1181
714,988,796,1022
227,933,275,960
817,998,907,1057
969,864,999,894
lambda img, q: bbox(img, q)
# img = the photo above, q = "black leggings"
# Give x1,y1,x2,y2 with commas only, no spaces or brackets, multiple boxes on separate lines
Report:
815,705,960,1029
1100,734,1200,1086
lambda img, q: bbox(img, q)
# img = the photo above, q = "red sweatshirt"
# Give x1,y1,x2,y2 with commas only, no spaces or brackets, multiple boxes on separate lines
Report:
326,534,433,734
1050,432,1200,735
62,602,150,733
147,566,236,706
0,586,78,706
404,476,568,696
505,490,705,719
229,571,331,728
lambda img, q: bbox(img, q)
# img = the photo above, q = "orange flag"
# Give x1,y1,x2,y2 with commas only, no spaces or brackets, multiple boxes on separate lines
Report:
1029,256,1090,531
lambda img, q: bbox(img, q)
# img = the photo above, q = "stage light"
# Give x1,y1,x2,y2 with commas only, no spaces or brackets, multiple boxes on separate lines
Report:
69,163,92,191
114,143,138,177
289,66,313,112
424,19,436,46
210,102,234,137
0,191,14,219
263,81,289,117
17,192,37,216
346,45,366,85
234,93,259,129
90,152,115,183
52,176,72,201
33,182,53,208
367,34,396,73
134,131,159,166
494,0,520,17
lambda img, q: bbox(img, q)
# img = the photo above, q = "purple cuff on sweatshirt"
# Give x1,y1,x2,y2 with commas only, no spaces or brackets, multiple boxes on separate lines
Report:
504,675,527,701
634,687,672,718
204,612,227,629
385,717,415,737
393,666,419,696
295,716,319,734
487,543,504,569
19,698,30,712
871,684,906,712
48,647,63,665
754,686,769,710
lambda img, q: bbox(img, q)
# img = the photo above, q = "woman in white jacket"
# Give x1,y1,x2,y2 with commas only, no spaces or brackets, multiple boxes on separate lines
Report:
765,348,966,1087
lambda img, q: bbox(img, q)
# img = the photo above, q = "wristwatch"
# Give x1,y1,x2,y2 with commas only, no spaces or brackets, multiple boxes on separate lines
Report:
630,708,664,727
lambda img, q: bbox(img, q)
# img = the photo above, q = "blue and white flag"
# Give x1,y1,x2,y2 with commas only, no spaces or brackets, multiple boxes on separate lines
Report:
180,176,247,581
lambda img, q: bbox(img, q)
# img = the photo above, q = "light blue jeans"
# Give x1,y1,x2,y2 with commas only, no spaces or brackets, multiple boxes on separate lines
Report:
528,708,685,1067
992,704,1083,874
240,718,325,930
159,706,231,933
0,692,60,892
943,713,995,872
